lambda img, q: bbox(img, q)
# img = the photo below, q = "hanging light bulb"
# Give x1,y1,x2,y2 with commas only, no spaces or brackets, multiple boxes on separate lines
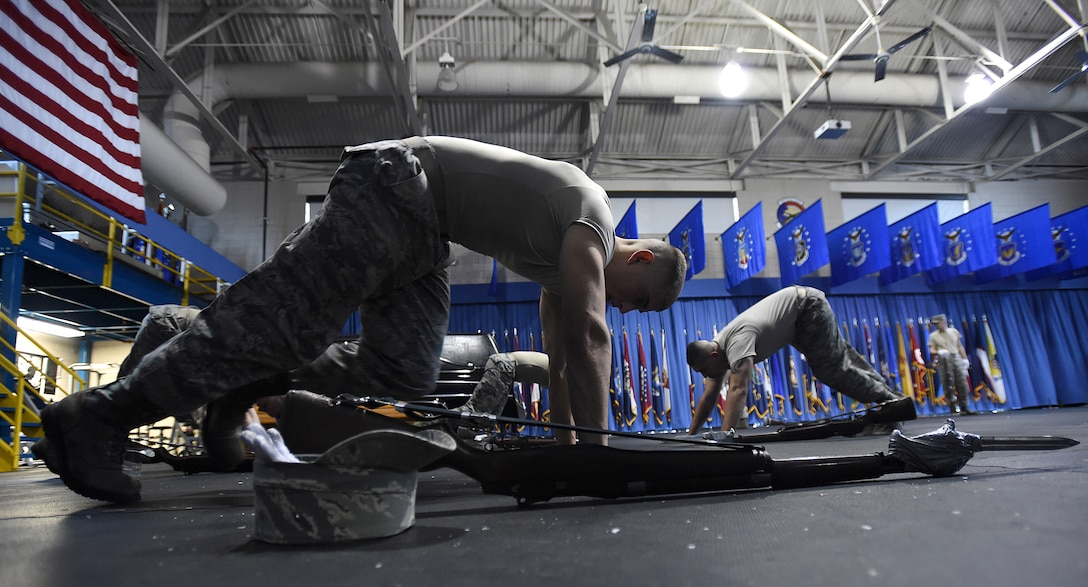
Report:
718,61,748,98
437,50,458,92
963,73,994,105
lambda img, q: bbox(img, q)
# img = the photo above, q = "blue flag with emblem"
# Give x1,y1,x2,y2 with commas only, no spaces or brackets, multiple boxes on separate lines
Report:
774,199,829,286
1027,204,1088,280
879,203,941,285
927,203,997,284
669,201,706,280
828,204,891,286
975,204,1055,283
615,201,638,239
721,202,766,288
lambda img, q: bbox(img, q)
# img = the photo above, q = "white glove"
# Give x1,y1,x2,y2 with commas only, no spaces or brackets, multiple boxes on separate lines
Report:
701,428,737,442
240,423,300,463
960,357,970,371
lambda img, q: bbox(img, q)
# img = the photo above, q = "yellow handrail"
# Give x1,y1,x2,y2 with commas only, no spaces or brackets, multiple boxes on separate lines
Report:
0,161,230,304
0,367,31,472
0,308,86,472
4,160,27,246
0,311,86,393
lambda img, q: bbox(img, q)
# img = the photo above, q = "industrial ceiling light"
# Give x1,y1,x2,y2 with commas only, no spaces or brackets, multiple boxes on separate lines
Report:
18,316,85,338
963,73,994,105
437,45,458,92
718,61,748,98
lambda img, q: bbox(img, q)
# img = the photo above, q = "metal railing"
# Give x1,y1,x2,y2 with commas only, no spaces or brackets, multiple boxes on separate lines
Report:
0,161,230,305
0,159,237,470
0,309,85,472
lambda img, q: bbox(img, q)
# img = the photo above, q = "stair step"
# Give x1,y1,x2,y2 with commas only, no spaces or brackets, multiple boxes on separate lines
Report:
0,405,42,415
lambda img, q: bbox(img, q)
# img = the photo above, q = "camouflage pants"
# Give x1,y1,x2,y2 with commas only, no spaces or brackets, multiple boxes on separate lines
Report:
792,287,899,404
117,305,201,378
457,353,517,415
936,357,970,409
103,140,452,417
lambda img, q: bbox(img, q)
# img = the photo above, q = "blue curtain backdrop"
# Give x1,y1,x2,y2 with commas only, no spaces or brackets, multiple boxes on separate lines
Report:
448,285,1088,435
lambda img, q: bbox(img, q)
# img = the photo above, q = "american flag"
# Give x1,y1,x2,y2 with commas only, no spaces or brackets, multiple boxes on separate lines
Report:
1,0,145,223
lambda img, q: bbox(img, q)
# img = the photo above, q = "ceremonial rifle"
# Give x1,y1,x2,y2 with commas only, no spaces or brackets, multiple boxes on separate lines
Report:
269,392,1078,506
731,395,917,442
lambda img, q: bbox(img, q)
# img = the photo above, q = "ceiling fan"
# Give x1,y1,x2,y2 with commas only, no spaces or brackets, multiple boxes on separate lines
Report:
1049,49,1088,93
603,8,684,67
840,26,932,81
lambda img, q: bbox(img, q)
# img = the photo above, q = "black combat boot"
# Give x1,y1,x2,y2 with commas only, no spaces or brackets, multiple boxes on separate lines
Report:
201,373,290,471
33,388,164,503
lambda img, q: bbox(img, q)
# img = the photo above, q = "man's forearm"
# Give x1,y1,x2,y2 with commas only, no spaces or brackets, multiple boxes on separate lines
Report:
563,325,611,445
689,378,722,434
548,372,575,444
720,359,753,431
719,386,746,432
566,355,609,444
540,293,575,444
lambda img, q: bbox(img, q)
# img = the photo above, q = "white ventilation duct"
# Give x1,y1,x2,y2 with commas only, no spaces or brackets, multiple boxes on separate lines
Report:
140,112,226,216
165,61,1088,116
155,61,1088,213
162,63,394,172
414,62,1088,111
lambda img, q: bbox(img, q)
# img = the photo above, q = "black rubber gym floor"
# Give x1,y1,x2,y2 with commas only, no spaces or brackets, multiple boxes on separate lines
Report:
3,405,1086,587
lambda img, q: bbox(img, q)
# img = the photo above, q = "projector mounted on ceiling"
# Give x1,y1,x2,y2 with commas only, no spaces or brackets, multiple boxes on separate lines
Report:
814,118,851,139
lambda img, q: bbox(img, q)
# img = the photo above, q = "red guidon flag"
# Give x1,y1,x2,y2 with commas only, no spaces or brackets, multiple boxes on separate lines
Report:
1,0,145,223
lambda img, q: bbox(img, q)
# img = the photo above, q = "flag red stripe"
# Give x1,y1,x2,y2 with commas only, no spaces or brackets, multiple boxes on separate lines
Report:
2,0,138,96
0,1,138,109
0,70,140,171
0,93,141,196
0,0,144,223
0,24,138,143
35,0,138,92
0,129,144,222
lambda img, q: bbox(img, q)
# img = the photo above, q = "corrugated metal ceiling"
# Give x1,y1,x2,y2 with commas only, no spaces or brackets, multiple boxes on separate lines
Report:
92,0,1088,184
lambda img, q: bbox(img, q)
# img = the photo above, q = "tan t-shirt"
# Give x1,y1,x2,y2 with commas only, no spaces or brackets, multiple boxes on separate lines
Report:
713,286,809,369
422,136,615,297
928,328,963,357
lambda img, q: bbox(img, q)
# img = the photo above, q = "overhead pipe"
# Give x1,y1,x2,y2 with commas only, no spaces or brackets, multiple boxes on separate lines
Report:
164,61,1088,123
161,63,393,171
139,113,227,216
153,61,1088,214
416,61,1088,111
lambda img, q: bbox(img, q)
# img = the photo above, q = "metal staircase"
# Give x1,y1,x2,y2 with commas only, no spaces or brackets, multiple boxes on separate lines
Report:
0,157,240,471
0,310,85,471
